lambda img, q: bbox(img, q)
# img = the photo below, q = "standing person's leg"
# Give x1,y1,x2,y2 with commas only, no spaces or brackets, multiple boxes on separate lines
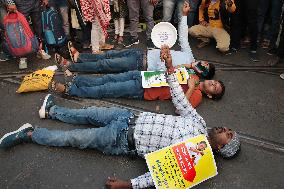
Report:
0,5,11,62
58,2,71,39
245,0,259,52
267,0,283,49
187,0,200,27
141,0,154,48
125,0,140,46
257,0,269,37
229,0,242,50
118,17,125,43
29,0,51,59
91,19,103,53
212,28,230,53
162,0,176,22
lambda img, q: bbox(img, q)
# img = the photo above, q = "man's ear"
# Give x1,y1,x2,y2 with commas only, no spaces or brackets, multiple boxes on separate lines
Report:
206,93,212,99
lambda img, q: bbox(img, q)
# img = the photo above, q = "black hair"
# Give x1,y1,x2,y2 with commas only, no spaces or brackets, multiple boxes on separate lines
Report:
198,141,208,148
211,80,225,100
203,63,215,80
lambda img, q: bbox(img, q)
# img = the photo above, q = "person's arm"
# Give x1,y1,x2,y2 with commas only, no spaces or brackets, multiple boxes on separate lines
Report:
225,0,236,13
179,2,193,54
105,172,154,189
198,0,208,26
5,0,16,12
184,76,198,103
163,51,204,124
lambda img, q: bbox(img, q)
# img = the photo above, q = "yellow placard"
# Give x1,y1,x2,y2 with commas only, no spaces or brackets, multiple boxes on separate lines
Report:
141,67,190,88
145,135,218,189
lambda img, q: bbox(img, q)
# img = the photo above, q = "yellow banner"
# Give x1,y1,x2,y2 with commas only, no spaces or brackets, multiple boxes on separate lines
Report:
145,135,217,189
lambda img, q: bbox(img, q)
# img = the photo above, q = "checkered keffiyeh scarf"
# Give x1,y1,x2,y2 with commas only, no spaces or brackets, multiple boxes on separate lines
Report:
220,133,240,158
80,0,111,37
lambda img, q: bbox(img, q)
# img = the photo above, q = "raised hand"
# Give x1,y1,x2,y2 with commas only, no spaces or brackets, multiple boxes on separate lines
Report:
182,1,191,16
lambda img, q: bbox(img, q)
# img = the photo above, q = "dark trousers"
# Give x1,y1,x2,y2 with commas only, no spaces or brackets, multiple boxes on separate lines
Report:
230,0,259,51
277,19,284,58
13,0,43,40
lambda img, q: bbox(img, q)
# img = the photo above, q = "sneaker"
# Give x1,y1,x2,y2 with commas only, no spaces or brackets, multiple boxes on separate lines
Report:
39,94,55,119
0,123,33,149
280,73,284,80
123,37,139,47
0,51,10,62
249,51,260,62
37,50,51,60
267,48,277,56
267,56,280,66
147,39,156,49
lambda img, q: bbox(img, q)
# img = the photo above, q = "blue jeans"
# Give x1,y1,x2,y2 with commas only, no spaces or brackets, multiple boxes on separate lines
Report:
68,70,144,99
32,106,135,155
162,0,184,22
69,49,144,73
187,0,200,27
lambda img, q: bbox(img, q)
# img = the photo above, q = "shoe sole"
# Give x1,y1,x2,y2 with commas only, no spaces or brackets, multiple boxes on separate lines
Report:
124,40,139,48
0,123,33,144
39,94,52,119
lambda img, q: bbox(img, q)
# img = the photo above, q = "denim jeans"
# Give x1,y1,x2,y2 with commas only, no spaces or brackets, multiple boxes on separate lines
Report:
32,106,135,155
69,49,144,73
257,0,283,47
68,70,144,99
187,0,200,27
162,0,184,22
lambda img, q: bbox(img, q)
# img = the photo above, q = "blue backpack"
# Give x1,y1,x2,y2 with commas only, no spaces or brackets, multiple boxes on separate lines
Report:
42,7,67,46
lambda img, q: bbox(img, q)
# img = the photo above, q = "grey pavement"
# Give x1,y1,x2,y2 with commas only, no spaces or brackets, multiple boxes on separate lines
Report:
0,33,284,189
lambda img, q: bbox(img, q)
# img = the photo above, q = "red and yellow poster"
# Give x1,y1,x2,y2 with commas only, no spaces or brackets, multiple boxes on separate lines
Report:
145,135,217,189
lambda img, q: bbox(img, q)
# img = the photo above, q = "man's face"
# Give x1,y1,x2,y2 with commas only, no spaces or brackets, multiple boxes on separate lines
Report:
208,127,235,150
197,143,207,151
203,80,222,98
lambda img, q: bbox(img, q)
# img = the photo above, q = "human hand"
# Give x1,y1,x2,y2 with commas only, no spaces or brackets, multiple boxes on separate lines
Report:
199,20,209,27
42,0,49,6
225,0,233,7
188,76,198,89
150,0,158,6
163,51,173,68
160,45,170,61
105,177,132,189
182,1,190,16
7,4,17,12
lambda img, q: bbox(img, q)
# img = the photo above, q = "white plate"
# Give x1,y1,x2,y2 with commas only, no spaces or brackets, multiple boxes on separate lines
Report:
151,22,177,48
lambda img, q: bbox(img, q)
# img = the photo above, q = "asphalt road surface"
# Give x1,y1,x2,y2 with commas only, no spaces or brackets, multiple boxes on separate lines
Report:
0,33,283,189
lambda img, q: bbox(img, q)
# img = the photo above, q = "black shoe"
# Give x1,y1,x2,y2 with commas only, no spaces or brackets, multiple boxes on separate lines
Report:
0,123,33,149
123,37,139,47
225,47,238,55
267,48,277,56
249,51,260,62
147,39,156,49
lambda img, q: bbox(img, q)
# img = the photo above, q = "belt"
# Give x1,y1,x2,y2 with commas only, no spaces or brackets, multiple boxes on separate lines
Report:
127,116,137,151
